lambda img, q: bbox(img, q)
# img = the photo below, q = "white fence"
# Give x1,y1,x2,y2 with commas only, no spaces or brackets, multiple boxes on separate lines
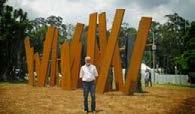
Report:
121,69,189,86
141,70,189,85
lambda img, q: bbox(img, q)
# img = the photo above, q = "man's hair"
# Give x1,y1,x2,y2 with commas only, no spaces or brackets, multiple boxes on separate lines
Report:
85,56,91,61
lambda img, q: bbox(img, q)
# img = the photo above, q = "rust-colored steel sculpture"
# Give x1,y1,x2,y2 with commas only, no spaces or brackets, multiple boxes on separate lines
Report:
112,44,124,91
50,28,59,87
24,9,152,95
70,23,84,89
96,12,107,73
123,17,152,95
38,27,55,87
34,52,40,82
70,23,84,65
96,9,125,94
98,12,124,91
87,13,97,64
98,12,107,52
61,42,72,90
24,37,34,86
71,43,82,89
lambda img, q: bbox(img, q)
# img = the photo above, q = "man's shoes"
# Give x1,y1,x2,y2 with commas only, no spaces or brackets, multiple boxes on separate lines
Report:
92,111,96,114
84,111,88,114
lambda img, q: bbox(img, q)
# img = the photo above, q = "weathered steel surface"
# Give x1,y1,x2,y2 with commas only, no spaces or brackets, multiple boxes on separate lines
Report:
71,43,82,89
97,12,107,72
112,44,124,91
69,23,84,89
96,9,125,94
123,17,152,95
29,47,34,85
87,13,97,63
34,52,40,83
50,28,59,87
24,38,34,86
98,12,107,52
61,42,72,90
38,27,55,87
98,12,124,91
70,23,84,66
94,43,100,68
60,43,65,87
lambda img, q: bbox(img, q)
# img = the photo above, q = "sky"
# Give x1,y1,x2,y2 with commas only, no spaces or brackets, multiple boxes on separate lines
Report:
6,0,195,28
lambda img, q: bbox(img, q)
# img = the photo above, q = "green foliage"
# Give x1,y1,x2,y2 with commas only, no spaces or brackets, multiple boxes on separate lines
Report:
27,16,74,53
181,22,195,73
174,55,188,72
119,23,137,48
147,14,190,74
0,1,31,81
118,23,137,68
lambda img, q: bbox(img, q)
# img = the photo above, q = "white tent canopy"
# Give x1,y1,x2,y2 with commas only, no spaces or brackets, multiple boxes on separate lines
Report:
141,63,151,71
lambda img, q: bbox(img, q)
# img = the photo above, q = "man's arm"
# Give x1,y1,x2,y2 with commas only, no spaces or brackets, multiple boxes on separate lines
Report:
94,66,98,77
79,67,83,78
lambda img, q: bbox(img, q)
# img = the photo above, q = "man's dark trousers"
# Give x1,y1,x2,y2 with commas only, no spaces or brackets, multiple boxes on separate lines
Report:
82,81,96,112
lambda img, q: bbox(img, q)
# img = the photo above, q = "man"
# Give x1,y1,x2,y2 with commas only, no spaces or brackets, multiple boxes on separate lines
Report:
144,69,152,87
144,69,149,87
80,56,98,113
148,70,152,87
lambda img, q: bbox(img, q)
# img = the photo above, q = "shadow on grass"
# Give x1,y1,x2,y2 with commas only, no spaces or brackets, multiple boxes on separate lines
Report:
87,109,104,113
168,97,195,114
0,80,28,85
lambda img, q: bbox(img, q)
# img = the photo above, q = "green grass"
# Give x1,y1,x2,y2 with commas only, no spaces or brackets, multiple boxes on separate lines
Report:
154,83,195,89
0,81,27,85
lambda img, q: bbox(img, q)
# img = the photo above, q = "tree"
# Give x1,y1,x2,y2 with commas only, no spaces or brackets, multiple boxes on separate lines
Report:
27,17,47,52
176,21,195,74
159,13,189,73
27,16,69,53
118,23,137,68
145,14,189,74
143,21,162,68
0,1,31,81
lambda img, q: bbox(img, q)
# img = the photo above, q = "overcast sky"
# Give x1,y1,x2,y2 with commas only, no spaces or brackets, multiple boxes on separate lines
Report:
6,0,195,28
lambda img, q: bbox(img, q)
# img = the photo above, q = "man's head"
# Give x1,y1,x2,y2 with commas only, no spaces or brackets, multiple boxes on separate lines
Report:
145,69,149,72
85,56,91,66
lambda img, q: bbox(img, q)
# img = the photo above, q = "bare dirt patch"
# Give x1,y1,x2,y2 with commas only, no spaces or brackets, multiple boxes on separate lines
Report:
0,84,194,114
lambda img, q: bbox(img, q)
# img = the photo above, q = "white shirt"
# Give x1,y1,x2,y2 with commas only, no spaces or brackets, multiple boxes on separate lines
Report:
145,72,149,80
79,64,98,82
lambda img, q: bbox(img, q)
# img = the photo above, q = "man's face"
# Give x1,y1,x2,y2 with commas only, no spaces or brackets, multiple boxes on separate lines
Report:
86,59,91,65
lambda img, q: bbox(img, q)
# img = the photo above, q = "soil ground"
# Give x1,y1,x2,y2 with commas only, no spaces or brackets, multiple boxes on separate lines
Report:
0,83,195,114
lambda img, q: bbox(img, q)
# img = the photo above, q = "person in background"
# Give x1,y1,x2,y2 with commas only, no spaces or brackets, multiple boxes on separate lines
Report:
145,69,152,87
80,56,98,114
144,69,149,87
148,69,152,87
